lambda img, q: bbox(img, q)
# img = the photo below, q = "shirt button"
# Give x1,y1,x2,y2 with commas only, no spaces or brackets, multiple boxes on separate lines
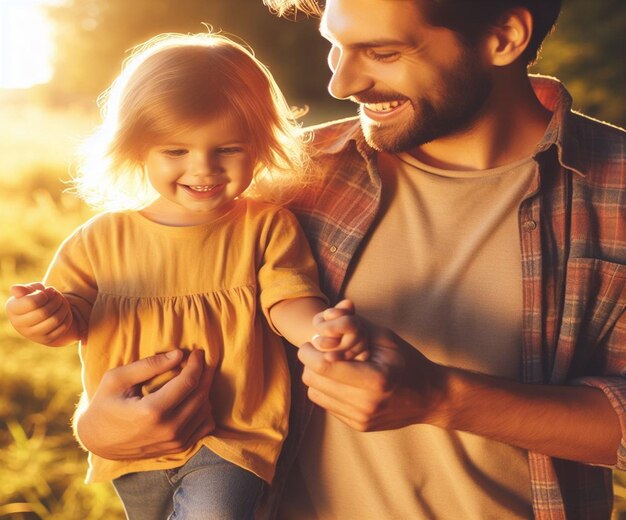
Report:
330,245,338,253
522,219,537,231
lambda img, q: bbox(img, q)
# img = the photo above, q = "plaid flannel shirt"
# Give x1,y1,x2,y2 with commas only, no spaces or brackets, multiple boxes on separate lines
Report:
261,76,626,519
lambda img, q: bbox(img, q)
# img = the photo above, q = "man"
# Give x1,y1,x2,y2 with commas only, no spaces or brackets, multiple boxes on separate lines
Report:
76,0,625,518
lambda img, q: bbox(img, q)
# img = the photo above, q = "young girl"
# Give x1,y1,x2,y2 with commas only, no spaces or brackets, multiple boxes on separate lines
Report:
5,33,368,520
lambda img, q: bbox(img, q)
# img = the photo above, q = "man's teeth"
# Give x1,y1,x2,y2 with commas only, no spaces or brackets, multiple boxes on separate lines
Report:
188,185,217,192
364,100,403,113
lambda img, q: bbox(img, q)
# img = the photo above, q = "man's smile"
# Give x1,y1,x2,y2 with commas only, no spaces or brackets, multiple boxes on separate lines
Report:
360,99,410,121
362,100,406,113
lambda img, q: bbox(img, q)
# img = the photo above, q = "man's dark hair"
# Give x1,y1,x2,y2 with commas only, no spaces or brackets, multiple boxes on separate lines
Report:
423,0,562,65
264,0,562,65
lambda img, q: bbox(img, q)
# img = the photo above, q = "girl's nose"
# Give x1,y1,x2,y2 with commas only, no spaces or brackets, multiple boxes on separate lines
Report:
192,154,223,176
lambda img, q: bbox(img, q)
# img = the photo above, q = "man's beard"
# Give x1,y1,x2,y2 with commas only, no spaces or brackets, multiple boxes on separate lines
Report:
360,53,492,153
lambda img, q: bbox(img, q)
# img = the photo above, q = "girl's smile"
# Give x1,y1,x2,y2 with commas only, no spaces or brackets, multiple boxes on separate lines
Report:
184,184,223,193
180,183,226,200
141,113,255,226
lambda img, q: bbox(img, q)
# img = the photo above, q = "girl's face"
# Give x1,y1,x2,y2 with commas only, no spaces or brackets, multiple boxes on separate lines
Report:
141,113,255,226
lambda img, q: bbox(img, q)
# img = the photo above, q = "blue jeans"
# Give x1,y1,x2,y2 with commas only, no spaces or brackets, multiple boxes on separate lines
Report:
112,447,263,520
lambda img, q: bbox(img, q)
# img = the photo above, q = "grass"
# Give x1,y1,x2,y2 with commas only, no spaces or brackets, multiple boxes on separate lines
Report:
0,342,123,519
0,101,124,519
0,100,625,519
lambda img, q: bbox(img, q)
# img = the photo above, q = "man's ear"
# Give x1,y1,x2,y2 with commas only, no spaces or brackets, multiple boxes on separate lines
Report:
484,7,532,67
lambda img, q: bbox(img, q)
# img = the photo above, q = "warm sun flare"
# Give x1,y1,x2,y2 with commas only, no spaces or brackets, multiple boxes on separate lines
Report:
0,0,55,89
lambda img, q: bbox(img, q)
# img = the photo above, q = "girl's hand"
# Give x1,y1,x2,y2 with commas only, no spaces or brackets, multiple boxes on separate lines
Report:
5,283,75,346
312,299,370,362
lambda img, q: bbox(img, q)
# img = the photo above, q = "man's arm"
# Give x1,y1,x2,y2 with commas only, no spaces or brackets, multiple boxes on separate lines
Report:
75,349,214,459
298,326,622,466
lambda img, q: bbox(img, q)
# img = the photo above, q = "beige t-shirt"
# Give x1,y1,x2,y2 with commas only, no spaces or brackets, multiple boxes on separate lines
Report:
279,152,538,519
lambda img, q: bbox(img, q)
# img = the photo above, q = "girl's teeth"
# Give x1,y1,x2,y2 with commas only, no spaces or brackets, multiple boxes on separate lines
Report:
188,185,216,192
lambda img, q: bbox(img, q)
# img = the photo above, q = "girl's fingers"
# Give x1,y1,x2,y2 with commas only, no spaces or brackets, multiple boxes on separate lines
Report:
315,316,352,338
10,283,45,299
314,317,366,349
13,290,66,328
323,342,370,362
7,289,49,317
312,334,341,351
21,304,73,339
313,299,355,326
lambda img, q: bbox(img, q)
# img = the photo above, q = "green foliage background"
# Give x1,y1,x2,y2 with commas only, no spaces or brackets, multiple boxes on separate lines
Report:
532,0,625,127
0,0,624,518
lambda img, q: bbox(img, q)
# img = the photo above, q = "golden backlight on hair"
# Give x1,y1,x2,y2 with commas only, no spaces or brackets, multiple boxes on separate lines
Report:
263,0,324,17
73,32,309,212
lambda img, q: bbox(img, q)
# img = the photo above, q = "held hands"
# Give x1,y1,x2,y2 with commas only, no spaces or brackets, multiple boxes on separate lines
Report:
6,283,76,346
312,299,370,361
300,321,448,432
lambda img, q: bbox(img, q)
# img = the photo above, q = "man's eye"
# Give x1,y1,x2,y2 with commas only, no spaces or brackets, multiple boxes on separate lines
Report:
366,50,400,62
161,149,187,157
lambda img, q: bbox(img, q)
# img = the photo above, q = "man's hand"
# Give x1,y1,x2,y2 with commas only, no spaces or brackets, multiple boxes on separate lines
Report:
75,349,215,460
300,324,447,431
300,325,621,465
6,283,77,346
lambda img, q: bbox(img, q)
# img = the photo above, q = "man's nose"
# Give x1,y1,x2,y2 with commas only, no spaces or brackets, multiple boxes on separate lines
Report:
327,48,373,100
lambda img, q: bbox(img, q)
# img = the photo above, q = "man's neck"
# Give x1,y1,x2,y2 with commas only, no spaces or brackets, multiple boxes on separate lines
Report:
407,73,552,172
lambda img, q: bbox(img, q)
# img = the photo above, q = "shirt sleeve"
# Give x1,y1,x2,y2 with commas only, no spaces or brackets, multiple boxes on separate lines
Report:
43,227,97,340
257,208,328,335
574,307,626,470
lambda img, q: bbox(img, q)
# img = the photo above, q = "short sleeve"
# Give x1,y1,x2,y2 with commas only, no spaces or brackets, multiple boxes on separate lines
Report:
575,306,626,470
43,228,97,338
257,208,328,334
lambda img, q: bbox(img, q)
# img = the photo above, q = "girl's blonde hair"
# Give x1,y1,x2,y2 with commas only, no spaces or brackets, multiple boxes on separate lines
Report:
74,31,309,211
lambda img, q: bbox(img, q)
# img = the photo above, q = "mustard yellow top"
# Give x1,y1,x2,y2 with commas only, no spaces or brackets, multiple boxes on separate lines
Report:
44,199,326,484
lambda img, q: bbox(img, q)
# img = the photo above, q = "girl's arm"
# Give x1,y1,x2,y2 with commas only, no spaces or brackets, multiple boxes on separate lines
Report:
269,297,369,360
5,283,81,347
269,296,327,346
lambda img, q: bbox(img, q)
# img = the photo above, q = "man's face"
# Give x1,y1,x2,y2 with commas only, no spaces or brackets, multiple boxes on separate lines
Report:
320,0,492,153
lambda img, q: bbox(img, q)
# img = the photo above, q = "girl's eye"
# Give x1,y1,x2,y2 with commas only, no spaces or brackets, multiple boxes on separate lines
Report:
217,147,244,155
366,49,400,62
161,149,187,157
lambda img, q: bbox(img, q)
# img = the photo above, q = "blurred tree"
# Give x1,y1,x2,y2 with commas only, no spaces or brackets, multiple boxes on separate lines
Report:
45,0,624,127
45,0,350,123
531,0,626,128
47,0,229,99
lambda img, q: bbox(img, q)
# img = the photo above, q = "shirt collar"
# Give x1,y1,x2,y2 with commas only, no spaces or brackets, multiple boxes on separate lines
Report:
530,74,586,177
305,116,362,154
